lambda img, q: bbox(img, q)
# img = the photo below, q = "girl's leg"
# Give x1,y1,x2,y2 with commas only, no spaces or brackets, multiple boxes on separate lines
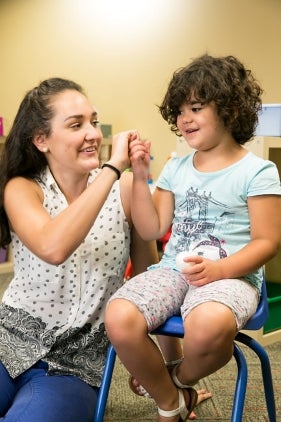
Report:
178,301,237,386
176,279,259,386
0,362,98,422
106,298,183,420
105,268,194,421
129,335,183,397
156,336,183,363
128,334,212,420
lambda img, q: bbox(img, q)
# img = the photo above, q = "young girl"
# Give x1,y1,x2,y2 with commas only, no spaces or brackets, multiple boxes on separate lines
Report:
105,54,281,422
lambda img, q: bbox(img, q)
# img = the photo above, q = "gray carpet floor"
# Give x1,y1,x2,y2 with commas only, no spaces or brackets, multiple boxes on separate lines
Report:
1,273,280,421
104,343,281,421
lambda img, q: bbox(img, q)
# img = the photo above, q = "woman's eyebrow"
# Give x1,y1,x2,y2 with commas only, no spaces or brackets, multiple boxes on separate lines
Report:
64,114,83,122
64,111,98,122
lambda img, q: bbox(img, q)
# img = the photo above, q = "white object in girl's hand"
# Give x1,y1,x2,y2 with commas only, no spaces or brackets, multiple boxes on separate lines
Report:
176,251,195,271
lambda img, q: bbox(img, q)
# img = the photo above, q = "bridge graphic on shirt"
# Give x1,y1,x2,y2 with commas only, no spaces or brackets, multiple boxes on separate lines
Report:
174,187,233,254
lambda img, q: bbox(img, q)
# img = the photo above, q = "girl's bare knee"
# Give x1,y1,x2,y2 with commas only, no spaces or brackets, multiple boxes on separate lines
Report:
105,299,145,344
183,303,236,352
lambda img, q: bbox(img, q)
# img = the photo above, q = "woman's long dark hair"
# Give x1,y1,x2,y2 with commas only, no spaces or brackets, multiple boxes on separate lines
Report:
0,78,84,247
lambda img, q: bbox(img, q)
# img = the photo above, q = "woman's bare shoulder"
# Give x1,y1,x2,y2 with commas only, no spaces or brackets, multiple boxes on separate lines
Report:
5,176,43,201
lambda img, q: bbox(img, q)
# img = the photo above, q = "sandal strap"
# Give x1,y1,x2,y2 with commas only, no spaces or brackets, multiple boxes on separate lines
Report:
158,389,187,419
129,360,184,399
165,357,184,368
172,364,192,389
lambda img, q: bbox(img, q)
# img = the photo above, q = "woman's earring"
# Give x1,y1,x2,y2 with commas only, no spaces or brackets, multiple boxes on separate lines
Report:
42,147,49,153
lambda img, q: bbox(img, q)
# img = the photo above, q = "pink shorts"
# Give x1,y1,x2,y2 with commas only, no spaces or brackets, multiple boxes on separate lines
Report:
109,268,259,331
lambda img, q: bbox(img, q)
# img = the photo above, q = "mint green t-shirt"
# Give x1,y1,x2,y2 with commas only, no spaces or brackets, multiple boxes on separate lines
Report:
154,151,281,292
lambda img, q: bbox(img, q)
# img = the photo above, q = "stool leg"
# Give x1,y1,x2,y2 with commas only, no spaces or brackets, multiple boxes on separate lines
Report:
235,332,276,422
94,345,116,422
231,343,248,422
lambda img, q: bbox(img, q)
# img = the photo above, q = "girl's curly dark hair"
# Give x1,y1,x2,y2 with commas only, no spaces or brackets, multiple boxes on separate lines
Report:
159,54,263,143
0,78,85,247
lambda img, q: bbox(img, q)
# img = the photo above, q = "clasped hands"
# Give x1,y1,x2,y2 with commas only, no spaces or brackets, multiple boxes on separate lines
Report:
111,130,151,174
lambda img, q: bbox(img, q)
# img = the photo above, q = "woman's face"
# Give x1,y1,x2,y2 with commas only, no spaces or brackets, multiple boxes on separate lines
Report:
44,89,103,174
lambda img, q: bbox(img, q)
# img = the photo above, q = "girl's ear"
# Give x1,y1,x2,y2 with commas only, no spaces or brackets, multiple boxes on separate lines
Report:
32,132,49,153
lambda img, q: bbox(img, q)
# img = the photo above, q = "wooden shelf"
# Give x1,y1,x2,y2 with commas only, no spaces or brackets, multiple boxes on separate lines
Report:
246,136,281,161
244,136,281,345
242,326,281,347
0,136,6,156
99,137,112,167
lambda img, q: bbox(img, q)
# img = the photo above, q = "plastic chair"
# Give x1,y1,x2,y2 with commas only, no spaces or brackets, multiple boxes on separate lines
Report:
94,344,116,422
94,277,276,422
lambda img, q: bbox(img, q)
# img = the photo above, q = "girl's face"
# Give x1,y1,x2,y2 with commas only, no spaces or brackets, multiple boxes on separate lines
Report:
42,89,103,174
177,100,230,151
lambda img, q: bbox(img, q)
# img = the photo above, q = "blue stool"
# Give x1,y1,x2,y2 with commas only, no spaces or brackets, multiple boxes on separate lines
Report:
94,344,116,422
94,277,276,422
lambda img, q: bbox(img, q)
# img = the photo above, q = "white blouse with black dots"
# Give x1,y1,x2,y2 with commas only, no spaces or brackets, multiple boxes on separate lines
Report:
0,167,130,387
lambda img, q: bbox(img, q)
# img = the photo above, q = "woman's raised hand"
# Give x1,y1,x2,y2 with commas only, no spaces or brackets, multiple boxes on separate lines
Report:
110,130,140,172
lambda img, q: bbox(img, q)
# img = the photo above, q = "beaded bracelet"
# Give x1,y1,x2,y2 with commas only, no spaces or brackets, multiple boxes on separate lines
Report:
101,163,121,180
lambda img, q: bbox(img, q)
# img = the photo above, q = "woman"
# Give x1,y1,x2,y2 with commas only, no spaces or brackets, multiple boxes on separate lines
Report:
0,77,159,421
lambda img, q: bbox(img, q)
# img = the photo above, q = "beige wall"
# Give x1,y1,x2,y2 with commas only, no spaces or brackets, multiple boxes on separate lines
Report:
0,0,280,178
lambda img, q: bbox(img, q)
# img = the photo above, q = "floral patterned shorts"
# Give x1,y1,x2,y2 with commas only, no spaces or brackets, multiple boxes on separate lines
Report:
109,267,259,331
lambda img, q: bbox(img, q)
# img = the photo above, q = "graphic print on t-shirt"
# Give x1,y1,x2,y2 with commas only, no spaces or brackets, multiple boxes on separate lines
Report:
175,187,233,259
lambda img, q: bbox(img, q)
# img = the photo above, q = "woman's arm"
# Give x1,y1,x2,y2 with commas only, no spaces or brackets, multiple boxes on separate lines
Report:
4,132,133,265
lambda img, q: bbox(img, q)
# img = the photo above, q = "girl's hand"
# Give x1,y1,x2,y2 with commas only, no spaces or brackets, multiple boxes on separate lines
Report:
181,256,223,286
129,138,151,178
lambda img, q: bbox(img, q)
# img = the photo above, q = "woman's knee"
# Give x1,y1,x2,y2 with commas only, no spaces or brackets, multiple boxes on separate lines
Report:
1,375,98,422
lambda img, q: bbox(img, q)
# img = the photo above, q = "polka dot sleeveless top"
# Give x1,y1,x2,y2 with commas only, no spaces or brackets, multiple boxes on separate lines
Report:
0,167,130,386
